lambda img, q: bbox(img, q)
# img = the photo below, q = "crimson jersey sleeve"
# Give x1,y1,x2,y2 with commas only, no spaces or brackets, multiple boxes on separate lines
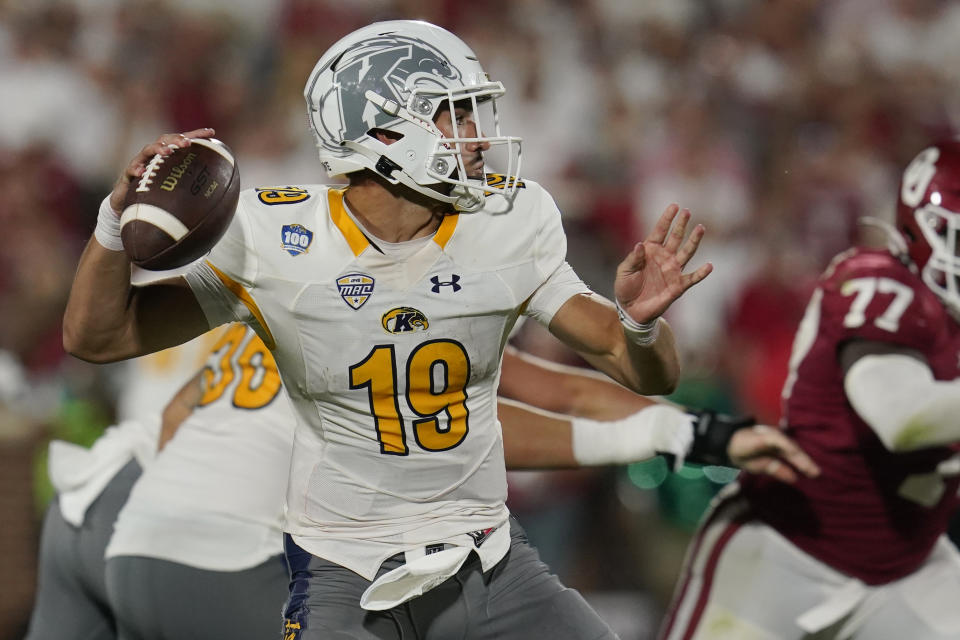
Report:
818,248,942,352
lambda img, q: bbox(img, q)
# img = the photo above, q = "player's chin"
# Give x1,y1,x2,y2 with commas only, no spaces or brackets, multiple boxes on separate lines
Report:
465,158,485,179
466,165,486,181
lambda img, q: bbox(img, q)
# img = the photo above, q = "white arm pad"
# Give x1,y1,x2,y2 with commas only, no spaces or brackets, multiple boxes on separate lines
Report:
844,354,960,451
571,404,693,469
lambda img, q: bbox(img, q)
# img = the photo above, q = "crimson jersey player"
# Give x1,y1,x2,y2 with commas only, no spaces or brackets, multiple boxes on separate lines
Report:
660,138,960,640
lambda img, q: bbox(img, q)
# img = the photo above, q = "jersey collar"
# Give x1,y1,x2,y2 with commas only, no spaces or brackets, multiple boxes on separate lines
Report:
327,188,458,257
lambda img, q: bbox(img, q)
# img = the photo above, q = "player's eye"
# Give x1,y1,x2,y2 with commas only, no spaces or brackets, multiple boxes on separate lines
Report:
454,109,471,127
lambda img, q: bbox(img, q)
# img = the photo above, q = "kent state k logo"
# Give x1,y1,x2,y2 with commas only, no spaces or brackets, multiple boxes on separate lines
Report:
382,307,429,334
430,274,461,293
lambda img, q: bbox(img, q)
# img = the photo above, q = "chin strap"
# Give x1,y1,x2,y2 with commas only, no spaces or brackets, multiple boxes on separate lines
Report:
341,140,452,194
448,182,485,212
342,140,488,213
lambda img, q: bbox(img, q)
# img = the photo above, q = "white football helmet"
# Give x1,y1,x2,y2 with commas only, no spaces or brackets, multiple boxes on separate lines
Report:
304,20,522,212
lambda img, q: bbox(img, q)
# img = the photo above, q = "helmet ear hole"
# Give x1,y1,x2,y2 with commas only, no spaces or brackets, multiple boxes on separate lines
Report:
369,128,404,144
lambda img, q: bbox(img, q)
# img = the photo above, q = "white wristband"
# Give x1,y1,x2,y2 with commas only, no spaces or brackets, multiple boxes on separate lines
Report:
94,195,125,252
571,404,693,469
615,299,661,346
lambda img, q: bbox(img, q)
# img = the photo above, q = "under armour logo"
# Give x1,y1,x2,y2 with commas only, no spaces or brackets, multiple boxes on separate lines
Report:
468,527,496,547
430,274,462,293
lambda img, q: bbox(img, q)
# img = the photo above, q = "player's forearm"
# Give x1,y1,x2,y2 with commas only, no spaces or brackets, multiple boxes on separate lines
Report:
500,398,694,470
586,318,680,395
500,348,656,420
620,319,679,396
557,368,657,419
500,399,577,469
548,294,679,396
62,237,138,363
64,239,207,362
159,372,203,450
845,354,960,451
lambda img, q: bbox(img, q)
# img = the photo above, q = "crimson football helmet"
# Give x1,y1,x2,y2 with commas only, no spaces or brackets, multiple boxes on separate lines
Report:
896,138,960,316
304,20,522,212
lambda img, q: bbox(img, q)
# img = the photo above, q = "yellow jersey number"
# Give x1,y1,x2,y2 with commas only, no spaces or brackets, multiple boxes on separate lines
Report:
349,339,470,455
199,324,282,410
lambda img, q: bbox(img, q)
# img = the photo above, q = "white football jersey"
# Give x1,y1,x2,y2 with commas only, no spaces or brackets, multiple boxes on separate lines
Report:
107,324,297,571
184,180,589,579
114,331,222,423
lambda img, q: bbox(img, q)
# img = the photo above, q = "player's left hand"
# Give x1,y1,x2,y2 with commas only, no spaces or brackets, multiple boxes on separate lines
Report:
728,424,821,483
614,204,713,324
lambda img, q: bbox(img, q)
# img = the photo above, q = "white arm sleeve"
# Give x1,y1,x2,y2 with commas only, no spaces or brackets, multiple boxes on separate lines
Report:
844,354,960,451
181,193,260,331
183,261,253,329
524,261,592,326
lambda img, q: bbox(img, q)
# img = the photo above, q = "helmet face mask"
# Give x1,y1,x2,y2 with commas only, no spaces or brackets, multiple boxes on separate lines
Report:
896,139,960,317
914,203,960,313
304,20,522,212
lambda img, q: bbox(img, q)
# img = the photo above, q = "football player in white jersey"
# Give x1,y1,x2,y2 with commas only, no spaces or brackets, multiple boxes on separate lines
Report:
34,315,815,640
62,19,748,640
98,325,814,640
23,418,155,640
103,324,292,640
24,327,222,640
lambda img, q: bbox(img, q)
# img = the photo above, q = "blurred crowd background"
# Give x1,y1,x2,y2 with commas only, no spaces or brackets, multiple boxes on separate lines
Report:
3,0,960,638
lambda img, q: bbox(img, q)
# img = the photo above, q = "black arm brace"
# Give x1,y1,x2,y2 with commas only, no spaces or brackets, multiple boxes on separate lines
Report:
684,409,756,467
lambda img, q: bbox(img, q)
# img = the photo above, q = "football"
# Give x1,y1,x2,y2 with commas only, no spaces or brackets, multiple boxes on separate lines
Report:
121,137,240,270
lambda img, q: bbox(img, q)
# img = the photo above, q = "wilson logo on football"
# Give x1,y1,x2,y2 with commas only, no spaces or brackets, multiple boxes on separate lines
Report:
158,152,197,192
382,307,429,334
337,273,375,310
281,224,313,256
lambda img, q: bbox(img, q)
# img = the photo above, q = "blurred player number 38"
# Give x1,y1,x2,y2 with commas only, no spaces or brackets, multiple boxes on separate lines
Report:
119,137,241,271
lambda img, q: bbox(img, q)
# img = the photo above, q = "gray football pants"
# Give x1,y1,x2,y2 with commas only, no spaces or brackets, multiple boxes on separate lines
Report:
105,552,289,640
24,459,142,640
282,518,619,640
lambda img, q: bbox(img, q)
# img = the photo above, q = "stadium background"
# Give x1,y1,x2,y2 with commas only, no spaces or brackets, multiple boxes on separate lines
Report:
2,0,959,638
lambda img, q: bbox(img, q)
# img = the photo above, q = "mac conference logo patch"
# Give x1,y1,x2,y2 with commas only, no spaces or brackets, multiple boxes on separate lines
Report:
337,273,375,310
382,307,429,334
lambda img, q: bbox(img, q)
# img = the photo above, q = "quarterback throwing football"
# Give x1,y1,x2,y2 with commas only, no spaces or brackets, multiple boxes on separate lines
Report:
64,19,738,640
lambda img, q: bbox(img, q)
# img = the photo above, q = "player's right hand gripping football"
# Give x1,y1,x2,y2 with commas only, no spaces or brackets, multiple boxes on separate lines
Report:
109,128,217,214
614,204,713,325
